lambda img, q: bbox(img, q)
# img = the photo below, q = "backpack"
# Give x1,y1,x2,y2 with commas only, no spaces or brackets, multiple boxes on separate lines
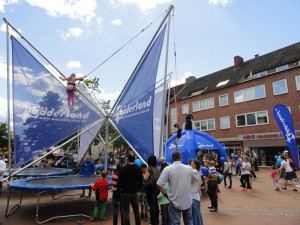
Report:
145,167,157,191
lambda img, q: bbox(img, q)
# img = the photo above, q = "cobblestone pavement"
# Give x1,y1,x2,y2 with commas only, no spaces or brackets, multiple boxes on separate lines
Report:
0,168,299,225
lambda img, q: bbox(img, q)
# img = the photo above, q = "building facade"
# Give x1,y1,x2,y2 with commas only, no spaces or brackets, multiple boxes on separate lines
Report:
168,42,300,166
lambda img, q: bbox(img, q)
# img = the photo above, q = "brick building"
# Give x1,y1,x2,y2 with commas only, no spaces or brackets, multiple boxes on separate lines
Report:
168,42,300,166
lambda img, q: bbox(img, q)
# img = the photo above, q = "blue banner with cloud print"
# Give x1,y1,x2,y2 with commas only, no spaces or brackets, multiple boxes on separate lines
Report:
273,104,299,170
11,36,102,167
111,25,167,162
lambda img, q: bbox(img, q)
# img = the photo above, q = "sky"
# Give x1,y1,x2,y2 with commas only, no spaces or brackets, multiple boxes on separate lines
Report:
0,0,300,122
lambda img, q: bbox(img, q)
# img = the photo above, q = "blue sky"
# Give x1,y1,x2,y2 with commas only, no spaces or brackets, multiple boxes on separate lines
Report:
1,0,300,122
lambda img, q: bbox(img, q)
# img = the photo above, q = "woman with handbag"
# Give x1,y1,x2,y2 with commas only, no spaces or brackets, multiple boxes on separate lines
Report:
144,155,161,225
223,157,233,189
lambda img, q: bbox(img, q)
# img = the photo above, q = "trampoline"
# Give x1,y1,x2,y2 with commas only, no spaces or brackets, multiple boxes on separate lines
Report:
4,168,73,177
6,176,113,224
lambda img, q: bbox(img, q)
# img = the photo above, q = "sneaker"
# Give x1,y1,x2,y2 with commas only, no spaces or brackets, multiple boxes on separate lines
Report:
141,213,144,220
99,217,106,221
242,189,250,193
90,217,97,222
227,186,232,189
207,206,213,209
281,186,287,190
292,189,297,192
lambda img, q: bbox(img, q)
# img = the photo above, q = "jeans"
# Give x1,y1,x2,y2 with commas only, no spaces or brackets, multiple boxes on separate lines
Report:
160,203,169,225
224,172,232,187
113,191,124,225
146,188,159,225
121,192,141,225
169,201,193,225
208,181,218,210
240,174,250,188
192,199,204,225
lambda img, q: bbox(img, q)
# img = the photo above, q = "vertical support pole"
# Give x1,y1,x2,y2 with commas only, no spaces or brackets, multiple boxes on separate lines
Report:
6,22,12,174
158,11,172,158
104,117,109,171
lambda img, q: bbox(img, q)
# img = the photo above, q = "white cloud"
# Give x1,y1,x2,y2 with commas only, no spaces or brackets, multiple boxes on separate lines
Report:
59,27,83,40
25,0,97,24
117,0,172,12
68,27,83,37
98,89,120,104
0,0,19,13
66,60,81,69
0,23,6,32
0,56,7,79
170,71,192,87
111,19,122,26
1,22,23,35
209,0,233,6
0,95,8,121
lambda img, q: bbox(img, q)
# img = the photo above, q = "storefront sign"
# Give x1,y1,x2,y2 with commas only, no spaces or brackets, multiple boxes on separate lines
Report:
239,130,300,140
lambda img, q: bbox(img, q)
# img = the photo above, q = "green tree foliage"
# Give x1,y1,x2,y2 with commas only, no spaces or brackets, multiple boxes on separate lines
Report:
0,121,14,153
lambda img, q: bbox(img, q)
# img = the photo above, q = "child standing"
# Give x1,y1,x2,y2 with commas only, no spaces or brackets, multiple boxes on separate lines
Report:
157,183,170,225
91,171,109,221
271,166,280,191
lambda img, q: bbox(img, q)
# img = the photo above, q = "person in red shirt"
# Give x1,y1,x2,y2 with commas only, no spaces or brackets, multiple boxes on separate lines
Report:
91,171,109,221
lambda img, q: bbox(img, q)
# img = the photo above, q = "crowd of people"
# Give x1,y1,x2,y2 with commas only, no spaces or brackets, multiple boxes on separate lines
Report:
0,146,298,224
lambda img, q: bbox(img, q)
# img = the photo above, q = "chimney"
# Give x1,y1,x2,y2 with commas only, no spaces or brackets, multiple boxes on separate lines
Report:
185,76,196,84
234,55,244,67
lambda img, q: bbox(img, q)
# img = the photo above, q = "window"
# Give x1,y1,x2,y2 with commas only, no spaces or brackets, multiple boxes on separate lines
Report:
234,85,266,103
276,64,288,72
182,104,189,114
236,111,268,127
190,88,206,96
220,116,230,129
219,94,228,107
192,98,214,112
216,80,229,87
194,119,215,131
296,75,300,90
273,79,288,95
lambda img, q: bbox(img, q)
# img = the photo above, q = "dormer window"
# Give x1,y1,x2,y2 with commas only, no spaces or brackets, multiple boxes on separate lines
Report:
216,80,229,87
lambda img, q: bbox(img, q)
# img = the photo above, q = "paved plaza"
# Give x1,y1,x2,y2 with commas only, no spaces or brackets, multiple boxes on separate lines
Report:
0,168,299,225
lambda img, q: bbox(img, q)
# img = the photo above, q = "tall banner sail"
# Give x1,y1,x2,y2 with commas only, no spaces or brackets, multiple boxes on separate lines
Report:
153,83,164,157
111,25,167,161
273,104,299,170
11,36,103,167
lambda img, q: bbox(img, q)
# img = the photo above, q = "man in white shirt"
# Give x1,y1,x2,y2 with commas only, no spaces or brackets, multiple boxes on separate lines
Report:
157,151,200,225
0,153,7,195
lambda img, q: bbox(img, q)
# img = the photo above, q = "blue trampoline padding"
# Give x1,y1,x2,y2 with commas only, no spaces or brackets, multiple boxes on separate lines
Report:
8,176,113,191
95,164,116,171
4,168,73,177
95,164,103,171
